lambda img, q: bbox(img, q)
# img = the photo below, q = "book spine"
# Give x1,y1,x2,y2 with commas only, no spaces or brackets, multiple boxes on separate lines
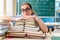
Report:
23,21,25,31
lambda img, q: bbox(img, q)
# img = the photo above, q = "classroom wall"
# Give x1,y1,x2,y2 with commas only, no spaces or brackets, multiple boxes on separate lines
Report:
0,0,14,17
0,0,4,17
6,0,13,16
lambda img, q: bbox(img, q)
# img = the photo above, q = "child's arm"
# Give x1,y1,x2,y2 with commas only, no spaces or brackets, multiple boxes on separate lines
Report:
1,15,16,21
34,16,48,33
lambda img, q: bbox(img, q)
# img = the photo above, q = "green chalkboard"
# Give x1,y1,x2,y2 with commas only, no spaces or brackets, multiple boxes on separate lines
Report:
16,0,55,16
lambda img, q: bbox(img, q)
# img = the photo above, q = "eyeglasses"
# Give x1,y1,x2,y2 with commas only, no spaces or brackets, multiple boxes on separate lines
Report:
21,7,31,12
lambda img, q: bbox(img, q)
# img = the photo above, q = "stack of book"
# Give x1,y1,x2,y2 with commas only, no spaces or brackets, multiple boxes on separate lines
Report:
8,19,24,32
25,19,36,27
6,18,46,38
24,27,39,32
8,25,24,32
7,19,25,37
15,19,25,26
0,22,9,36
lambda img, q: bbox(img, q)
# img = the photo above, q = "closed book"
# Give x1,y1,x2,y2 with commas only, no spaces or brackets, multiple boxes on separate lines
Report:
27,32,46,38
8,27,24,32
25,25,36,28
15,22,24,25
6,32,26,38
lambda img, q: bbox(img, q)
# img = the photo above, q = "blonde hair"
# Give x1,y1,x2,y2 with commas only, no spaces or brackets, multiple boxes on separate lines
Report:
32,9,37,16
21,3,37,16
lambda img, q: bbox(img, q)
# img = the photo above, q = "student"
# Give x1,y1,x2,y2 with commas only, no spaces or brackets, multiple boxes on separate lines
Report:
1,3,48,33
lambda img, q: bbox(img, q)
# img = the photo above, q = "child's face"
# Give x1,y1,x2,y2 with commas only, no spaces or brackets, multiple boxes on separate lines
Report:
21,4,32,16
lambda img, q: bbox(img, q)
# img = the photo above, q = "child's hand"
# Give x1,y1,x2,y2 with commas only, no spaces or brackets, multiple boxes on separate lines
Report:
32,15,38,20
23,15,37,19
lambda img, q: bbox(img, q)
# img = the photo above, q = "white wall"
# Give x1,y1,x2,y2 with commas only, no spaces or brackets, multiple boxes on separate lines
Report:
0,0,13,17
0,0,4,17
6,0,13,16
